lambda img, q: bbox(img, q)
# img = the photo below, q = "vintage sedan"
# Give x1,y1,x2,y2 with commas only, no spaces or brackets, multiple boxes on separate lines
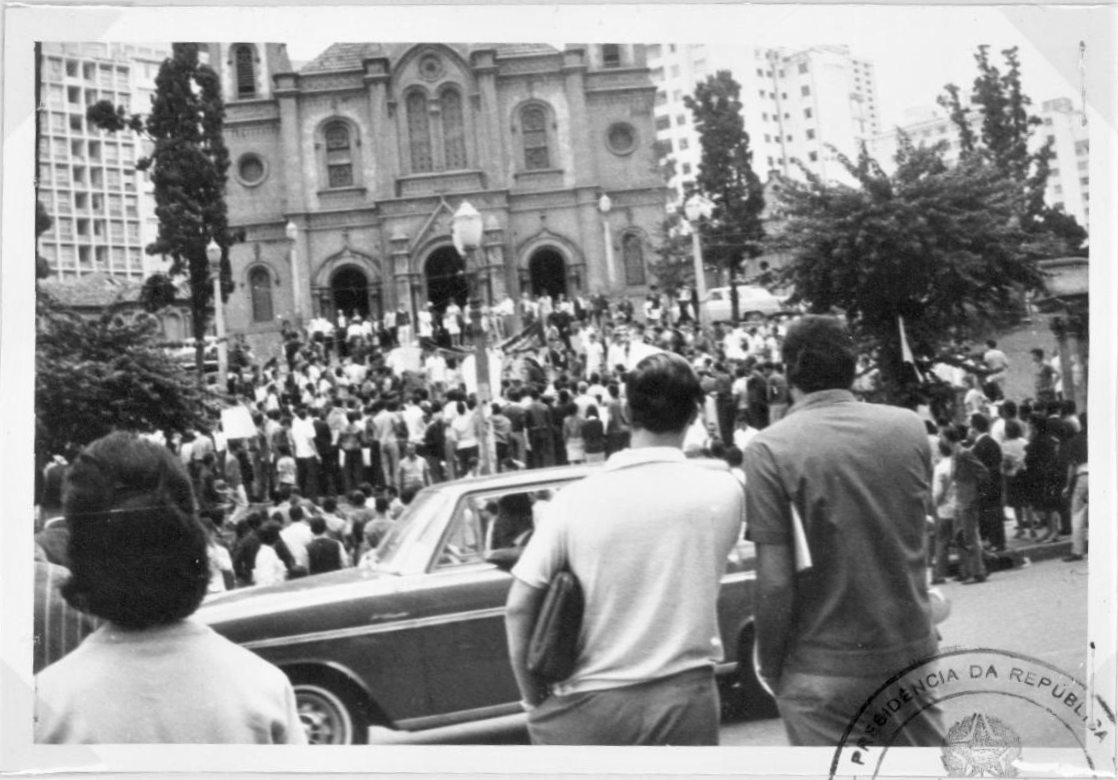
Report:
197,463,771,744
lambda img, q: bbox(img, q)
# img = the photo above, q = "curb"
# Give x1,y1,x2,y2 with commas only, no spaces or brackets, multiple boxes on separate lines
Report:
945,538,1074,577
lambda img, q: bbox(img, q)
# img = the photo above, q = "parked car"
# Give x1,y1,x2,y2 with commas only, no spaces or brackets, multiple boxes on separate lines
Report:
701,285,786,323
197,464,771,744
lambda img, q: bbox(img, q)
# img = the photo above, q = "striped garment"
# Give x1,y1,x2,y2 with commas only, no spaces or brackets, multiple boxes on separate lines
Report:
34,560,98,674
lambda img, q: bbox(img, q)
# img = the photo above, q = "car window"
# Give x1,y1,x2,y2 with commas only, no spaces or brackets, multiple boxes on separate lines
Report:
709,290,723,301
432,483,568,570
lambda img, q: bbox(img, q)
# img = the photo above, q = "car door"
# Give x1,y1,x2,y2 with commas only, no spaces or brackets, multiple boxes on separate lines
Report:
415,484,568,725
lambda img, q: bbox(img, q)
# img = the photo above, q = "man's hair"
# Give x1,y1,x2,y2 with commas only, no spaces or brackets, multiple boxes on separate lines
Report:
969,413,991,434
625,352,702,433
374,496,390,513
322,496,337,513
290,505,305,522
1004,419,1023,440
61,432,208,629
1031,347,1045,360
986,339,997,349
1001,400,1018,418
781,315,856,393
309,516,327,535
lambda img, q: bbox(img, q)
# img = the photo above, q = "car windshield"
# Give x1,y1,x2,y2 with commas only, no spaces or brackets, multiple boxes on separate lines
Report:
369,489,450,574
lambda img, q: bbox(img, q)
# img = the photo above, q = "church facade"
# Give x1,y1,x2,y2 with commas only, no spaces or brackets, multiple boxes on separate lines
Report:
213,42,666,356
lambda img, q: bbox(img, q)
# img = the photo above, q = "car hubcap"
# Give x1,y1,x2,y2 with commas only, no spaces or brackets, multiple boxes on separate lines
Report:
295,685,353,745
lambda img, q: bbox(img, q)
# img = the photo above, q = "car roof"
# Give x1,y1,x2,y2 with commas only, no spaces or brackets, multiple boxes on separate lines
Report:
417,463,599,500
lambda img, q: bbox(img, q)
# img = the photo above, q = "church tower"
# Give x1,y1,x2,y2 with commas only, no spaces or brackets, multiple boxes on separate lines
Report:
206,43,293,103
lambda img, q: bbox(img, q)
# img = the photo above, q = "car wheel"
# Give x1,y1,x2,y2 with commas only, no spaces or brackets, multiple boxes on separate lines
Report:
720,627,779,721
292,679,369,745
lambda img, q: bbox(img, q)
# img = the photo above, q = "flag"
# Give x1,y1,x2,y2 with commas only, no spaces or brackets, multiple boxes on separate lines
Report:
898,315,923,381
498,319,546,354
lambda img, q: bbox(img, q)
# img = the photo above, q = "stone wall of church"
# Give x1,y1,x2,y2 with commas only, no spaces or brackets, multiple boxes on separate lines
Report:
221,43,667,359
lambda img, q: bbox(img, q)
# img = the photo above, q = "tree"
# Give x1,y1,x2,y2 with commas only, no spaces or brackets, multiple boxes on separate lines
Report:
938,46,1087,255
771,138,1063,401
87,43,240,383
36,200,53,280
684,70,765,320
647,211,694,300
646,138,694,302
36,293,210,458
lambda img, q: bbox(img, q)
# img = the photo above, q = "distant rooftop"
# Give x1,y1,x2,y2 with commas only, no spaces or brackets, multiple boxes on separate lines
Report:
300,42,559,74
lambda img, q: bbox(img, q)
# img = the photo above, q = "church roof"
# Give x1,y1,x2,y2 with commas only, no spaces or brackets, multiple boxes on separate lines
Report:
299,42,560,74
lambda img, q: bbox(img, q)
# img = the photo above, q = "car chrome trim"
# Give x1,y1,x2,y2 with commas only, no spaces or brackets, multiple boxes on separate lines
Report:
394,702,521,732
720,571,756,584
242,606,507,651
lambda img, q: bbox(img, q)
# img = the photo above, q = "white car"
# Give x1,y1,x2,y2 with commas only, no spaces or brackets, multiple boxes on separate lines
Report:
701,285,785,323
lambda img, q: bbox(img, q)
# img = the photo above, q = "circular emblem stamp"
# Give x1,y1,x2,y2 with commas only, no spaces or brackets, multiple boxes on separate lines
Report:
829,648,1115,778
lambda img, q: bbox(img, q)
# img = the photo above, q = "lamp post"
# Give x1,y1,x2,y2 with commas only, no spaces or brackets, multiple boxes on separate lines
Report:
598,193,616,288
684,195,714,328
206,239,228,391
452,201,495,476
285,220,307,326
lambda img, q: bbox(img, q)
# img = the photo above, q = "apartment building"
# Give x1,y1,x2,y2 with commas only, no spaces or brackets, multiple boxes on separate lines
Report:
37,42,169,280
647,43,880,201
869,97,1090,231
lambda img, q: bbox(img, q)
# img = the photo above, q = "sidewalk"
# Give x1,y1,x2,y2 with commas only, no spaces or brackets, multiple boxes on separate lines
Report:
943,517,1075,579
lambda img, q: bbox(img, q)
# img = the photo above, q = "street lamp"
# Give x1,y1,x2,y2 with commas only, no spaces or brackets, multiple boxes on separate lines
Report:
451,200,495,476
598,193,616,287
684,194,714,327
285,219,308,326
206,239,228,391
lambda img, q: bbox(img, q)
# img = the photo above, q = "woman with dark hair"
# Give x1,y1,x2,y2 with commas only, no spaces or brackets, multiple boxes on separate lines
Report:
34,432,304,744
582,405,606,464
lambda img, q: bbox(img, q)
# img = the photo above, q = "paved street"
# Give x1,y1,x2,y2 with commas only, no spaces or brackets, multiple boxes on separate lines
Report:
368,554,1088,745
721,555,1089,746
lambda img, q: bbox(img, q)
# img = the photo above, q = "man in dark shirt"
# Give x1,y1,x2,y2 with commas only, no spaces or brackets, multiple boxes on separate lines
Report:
744,315,941,746
503,390,529,465
306,516,346,575
969,413,1006,552
1063,414,1088,561
525,389,555,469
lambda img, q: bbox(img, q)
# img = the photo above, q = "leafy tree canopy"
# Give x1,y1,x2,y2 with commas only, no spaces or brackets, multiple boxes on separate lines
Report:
938,45,1087,255
684,70,765,319
771,139,1063,400
87,42,241,381
36,294,211,457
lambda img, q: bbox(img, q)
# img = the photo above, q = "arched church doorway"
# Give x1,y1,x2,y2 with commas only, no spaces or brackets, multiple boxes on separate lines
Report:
424,247,469,313
528,248,567,299
331,266,370,321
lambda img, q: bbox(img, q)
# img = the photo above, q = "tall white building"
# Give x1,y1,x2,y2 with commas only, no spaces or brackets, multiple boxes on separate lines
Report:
647,44,880,201
37,42,169,280
868,96,1090,231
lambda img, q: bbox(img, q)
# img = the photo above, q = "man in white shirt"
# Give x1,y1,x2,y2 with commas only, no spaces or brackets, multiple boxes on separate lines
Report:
506,352,742,745
583,331,604,380
279,504,314,572
290,407,320,498
401,394,427,445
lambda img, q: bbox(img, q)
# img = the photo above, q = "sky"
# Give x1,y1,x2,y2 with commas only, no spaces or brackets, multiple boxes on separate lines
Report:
282,5,1090,132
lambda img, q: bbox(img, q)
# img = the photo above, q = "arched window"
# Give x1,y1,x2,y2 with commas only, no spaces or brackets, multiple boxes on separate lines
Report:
622,233,646,286
324,121,354,188
162,311,183,342
521,105,550,170
406,91,433,173
249,267,274,323
234,45,256,99
441,88,467,170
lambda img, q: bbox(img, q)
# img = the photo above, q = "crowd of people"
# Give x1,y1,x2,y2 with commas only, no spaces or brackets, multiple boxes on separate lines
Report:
32,282,1089,745
37,290,1087,599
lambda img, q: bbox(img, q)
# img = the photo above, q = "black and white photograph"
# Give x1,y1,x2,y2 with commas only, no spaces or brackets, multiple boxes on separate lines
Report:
3,3,1115,777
